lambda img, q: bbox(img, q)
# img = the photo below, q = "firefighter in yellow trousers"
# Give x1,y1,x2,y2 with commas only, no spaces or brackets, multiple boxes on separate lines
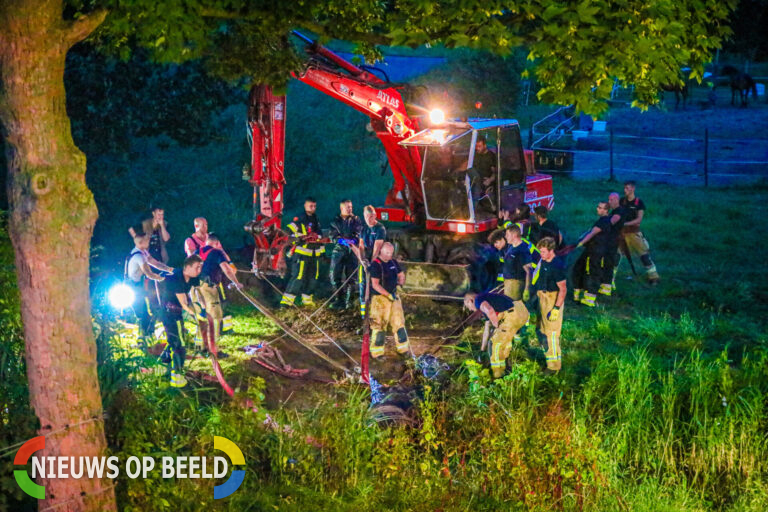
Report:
464,291,529,378
534,237,567,372
368,242,409,358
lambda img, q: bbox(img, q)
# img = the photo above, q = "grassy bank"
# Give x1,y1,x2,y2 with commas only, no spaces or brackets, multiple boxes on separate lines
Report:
109,179,768,511
4,179,768,511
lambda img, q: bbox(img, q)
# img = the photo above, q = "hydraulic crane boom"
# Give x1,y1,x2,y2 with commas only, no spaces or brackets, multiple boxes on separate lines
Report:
246,33,554,289
246,33,425,272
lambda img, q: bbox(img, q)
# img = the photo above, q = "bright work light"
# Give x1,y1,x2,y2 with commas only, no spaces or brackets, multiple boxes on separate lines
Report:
109,283,135,310
429,108,445,125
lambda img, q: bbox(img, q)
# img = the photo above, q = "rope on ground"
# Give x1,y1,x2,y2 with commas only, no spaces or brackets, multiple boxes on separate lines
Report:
235,286,355,375
236,265,357,347
258,273,360,367
401,292,464,301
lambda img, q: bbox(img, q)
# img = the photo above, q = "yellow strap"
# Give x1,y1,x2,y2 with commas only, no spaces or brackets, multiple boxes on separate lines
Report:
297,260,305,280
532,263,542,285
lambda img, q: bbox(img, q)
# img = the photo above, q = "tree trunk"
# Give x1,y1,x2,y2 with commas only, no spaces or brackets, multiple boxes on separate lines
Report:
0,1,115,511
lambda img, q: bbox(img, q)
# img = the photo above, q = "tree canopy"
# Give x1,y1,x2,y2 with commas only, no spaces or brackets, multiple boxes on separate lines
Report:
69,0,738,114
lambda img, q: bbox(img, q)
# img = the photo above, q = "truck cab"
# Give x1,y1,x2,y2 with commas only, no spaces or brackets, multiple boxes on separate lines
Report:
399,119,552,235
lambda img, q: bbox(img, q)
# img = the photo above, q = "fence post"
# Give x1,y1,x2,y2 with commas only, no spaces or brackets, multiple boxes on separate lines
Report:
609,127,614,181
704,128,709,187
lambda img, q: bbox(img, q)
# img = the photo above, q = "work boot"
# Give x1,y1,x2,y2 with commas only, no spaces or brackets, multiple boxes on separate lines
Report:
580,292,597,307
301,294,316,308
328,290,345,310
573,289,583,302
280,293,296,308
598,284,612,296
170,371,188,388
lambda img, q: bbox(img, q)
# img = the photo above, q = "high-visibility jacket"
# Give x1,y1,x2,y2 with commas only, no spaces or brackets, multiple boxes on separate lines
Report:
288,213,325,257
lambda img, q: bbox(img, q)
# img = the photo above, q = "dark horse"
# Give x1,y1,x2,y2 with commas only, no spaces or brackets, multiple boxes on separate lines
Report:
660,82,689,109
721,65,758,106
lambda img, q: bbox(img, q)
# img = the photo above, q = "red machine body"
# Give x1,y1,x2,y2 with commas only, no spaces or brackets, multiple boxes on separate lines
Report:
246,34,553,273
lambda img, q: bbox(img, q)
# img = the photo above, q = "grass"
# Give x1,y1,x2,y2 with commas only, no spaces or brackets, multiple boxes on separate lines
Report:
4,176,768,511
91,179,768,511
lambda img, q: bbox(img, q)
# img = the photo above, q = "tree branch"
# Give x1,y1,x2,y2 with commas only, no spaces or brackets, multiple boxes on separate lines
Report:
64,9,108,46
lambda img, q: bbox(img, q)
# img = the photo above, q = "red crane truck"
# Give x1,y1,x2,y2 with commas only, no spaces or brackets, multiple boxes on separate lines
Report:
245,33,553,293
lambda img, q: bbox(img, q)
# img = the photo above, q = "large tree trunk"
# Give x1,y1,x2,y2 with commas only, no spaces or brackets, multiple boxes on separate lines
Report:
0,2,115,511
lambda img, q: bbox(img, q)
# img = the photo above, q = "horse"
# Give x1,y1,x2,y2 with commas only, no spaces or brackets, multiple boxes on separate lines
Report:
660,82,689,109
720,65,758,107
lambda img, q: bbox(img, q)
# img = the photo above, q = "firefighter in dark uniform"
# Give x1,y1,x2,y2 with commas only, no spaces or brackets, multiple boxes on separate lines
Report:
329,199,363,309
368,243,409,358
533,205,563,247
502,204,536,241
281,197,324,307
358,205,387,317
533,237,567,372
607,192,628,293
464,291,529,378
572,201,613,307
159,255,203,388
502,224,533,302
197,234,243,351
620,181,660,284
488,229,507,287
125,233,173,344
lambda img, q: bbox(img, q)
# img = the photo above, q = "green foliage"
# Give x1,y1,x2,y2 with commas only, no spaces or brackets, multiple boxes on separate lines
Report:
0,217,36,512
411,48,526,118
65,46,239,153
66,0,737,113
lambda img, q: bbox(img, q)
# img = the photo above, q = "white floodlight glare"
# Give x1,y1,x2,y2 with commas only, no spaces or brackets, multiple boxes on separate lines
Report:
108,283,135,310
429,108,445,125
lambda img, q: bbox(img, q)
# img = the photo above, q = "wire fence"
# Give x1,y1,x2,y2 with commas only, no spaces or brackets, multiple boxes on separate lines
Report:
531,129,768,187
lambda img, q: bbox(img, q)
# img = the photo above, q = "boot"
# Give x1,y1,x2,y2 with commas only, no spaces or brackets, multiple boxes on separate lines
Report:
329,286,345,310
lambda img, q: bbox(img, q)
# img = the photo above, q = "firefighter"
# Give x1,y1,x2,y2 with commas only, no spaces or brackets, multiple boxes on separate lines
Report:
620,181,660,284
329,199,363,310
533,206,563,247
572,201,613,307
502,224,533,302
282,197,324,307
184,217,209,256
159,255,203,388
533,237,567,372
606,192,628,293
464,291,529,378
358,205,387,317
488,229,507,286
501,204,535,241
197,234,243,352
125,233,173,344
369,242,409,358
